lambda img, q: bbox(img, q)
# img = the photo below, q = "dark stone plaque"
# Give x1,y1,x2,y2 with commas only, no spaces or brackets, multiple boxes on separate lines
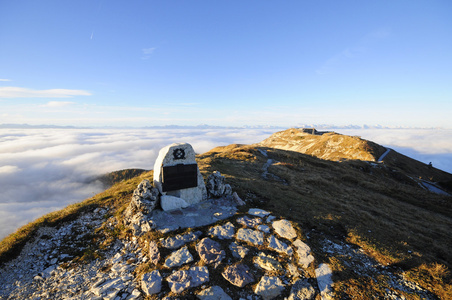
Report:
162,163,198,192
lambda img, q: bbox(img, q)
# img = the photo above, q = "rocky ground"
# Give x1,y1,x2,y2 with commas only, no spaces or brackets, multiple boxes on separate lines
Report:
0,179,437,300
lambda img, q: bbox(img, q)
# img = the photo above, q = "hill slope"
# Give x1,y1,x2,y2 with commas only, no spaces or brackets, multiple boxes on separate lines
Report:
260,128,452,194
1,130,451,299
259,128,387,162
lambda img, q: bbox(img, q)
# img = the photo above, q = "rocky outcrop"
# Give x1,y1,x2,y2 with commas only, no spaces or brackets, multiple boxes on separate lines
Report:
125,179,159,216
206,171,232,197
123,179,159,235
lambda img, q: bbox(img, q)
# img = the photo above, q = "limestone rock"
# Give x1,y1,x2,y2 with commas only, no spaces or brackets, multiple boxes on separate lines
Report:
315,263,334,300
141,270,162,295
153,142,207,205
166,266,209,294
123,179,159,235
206,171,232,198
257,225,270,233
293,239,315,268
253,252,284,272
236,228,264,246
127,212,155,236
254,276,285,300
148,241,160,265
197,285,232,300
272,219,297,240
268,235,293,256
161,231,201,249
208,222,235,239
288,279,316,300
222,264,255,288
161,195,189,211
196,238,225,265
237,215,262,228
126,179,159,216
164,246,193,268
248,208,271,217
229,242,249,259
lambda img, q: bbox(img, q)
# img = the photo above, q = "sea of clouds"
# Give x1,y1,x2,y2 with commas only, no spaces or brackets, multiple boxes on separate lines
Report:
1,127,451,240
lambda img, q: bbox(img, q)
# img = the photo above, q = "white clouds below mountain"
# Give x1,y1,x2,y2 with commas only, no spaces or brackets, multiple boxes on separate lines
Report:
0,127,451,240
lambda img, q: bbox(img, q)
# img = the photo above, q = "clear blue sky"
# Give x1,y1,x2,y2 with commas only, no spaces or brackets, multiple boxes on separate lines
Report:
1,1,451,128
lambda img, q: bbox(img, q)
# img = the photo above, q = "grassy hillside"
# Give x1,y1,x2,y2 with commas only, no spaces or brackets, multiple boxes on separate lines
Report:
259,128,387,162
197,144,452,298
1,133,451,298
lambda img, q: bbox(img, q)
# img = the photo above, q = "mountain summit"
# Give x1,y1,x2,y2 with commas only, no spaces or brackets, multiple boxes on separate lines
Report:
0,129,451,299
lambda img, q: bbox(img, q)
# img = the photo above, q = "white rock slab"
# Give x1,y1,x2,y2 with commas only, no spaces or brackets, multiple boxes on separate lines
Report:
254,276,285,300
257,225,270,233
272,219,298,240
315,263,334,300
161,195,189,212
161,231,201,249
141,270,162,295
167,266,209,294
293,239,314,268
267,235,293,256
208,222,235,239
164,246,193,268
236,228,264,246
197,285,232,300
248,208,271,217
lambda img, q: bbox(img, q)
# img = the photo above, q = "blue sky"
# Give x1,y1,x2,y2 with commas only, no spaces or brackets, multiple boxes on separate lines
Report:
1,1,451,128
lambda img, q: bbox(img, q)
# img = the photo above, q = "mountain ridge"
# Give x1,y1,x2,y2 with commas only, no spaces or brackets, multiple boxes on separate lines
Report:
1,129,451,299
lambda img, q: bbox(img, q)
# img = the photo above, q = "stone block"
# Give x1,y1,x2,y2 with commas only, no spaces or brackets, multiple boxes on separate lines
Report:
153,143,207,205
208,222,235,239
254,276,285,300
196,237,225,265
222,264,254,287
293,239,314,269
166,266,209,294
141,270,162,295
236,228,264,246
164,246,193,268
160,195,189,211
197,285,232,300
267,235,293,256
272,219,297,240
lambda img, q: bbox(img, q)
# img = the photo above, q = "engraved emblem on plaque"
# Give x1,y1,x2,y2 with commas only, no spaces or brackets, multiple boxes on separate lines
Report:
173,148,185,160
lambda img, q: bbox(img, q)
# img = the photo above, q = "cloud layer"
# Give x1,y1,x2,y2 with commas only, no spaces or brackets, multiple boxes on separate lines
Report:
0,128,277,239
1,127,451,240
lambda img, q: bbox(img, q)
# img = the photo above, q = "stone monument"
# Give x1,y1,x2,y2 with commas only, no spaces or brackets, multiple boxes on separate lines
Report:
153,143,207,210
